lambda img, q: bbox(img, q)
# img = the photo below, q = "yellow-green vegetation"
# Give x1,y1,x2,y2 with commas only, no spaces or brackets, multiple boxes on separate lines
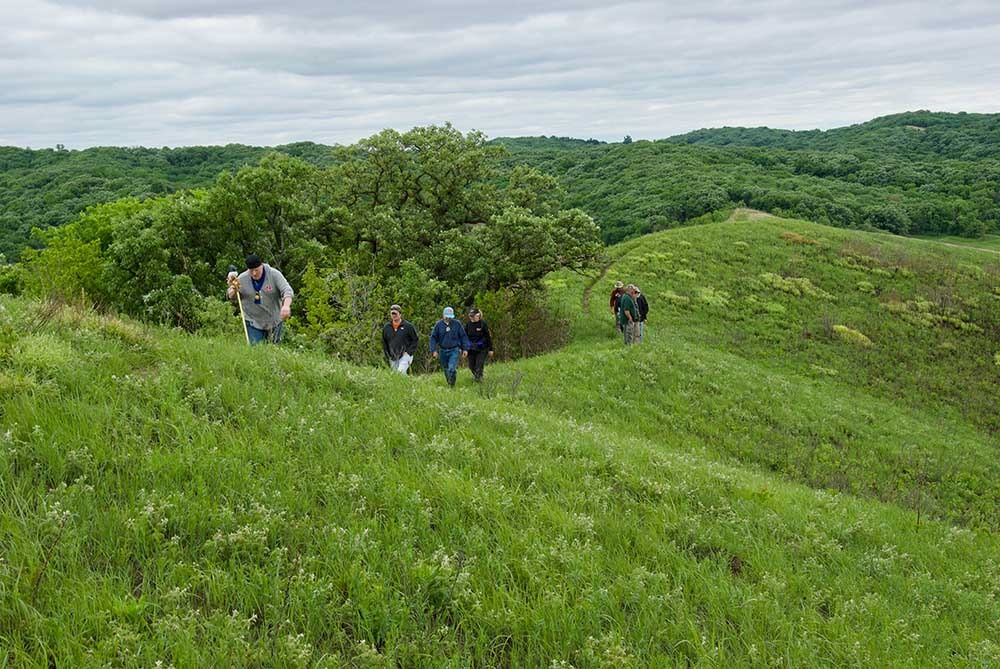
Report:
832,324,874,348
2,212,1000,666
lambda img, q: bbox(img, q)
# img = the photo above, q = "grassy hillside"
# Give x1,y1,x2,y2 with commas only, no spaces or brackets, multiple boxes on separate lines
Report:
2,213,999,666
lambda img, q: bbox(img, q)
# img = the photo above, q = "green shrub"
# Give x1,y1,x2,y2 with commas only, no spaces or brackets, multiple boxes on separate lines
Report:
759,272,835,300
0,264,22,296
832,324,873,347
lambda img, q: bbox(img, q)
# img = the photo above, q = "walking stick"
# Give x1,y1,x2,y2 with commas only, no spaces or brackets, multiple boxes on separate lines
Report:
229,265,251,346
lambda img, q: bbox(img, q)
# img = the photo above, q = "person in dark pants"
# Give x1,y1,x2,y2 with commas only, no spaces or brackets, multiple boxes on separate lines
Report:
618,284,639,345
610,281,624,333
464,308,494,382
635,287,649,343
429,307,470,387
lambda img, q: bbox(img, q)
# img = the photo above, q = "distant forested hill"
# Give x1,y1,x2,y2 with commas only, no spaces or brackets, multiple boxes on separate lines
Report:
498,111,1000,244
666,111,1000,160
2,112,998,258
0,143,335,260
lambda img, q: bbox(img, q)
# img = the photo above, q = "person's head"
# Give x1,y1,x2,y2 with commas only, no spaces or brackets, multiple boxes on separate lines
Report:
246,254,264,280
634,286,642,295
442,306,455,322
626,283,637,296
468,308,481,322
614,280,624,292
389,304,402,323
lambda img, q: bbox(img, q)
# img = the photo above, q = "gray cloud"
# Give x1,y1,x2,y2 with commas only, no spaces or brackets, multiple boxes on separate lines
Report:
1,0,998,148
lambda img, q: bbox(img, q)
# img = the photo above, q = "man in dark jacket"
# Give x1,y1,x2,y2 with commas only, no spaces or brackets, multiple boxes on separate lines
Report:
610,281,624,332
635,287,649,343
381,304,419,374
464,308,494,382
429,307,470,387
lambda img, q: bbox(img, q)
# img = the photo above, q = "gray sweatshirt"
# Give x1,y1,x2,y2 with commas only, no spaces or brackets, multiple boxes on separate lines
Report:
231,264,293,330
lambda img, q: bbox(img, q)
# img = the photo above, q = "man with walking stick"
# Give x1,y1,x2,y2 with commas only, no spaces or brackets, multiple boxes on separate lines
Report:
226,254,294,345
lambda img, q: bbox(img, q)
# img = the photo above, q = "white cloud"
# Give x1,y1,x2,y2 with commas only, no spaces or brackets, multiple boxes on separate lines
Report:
1,0,998,148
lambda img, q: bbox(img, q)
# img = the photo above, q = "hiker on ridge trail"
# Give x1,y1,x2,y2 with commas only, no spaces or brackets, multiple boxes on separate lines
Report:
464,308,494,383
635,286,649,343
429,307,470,387
226,254,293,345
610,281,625,332
382,304,420,374
618,284,639,346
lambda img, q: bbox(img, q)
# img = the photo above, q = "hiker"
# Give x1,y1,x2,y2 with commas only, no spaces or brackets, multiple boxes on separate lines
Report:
381,304,419,374
635,286,649,343
226,254,293,345
610,281,625,332
464,308,494,382
429,306,470,387
618,284,639,345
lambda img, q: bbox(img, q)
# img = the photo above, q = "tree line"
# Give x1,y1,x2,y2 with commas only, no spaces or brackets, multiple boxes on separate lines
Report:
4,125,602,366
499,111,1000,244
4,112,999,261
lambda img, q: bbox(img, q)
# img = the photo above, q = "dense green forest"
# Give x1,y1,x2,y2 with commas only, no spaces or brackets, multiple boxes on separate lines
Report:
4,125,601,365
497,111,1000,244
668,110,1000,160
2,111,998,260
0,143,335,260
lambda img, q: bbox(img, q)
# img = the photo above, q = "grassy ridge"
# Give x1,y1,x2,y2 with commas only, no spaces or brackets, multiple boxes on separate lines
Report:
2,216,1000,666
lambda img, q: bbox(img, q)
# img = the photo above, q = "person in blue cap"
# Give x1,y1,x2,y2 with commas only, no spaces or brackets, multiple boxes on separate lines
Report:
429,306,470,387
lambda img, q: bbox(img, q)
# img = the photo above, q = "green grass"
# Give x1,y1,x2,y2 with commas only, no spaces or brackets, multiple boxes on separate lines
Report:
914,234,1000,252
2,214,1000,666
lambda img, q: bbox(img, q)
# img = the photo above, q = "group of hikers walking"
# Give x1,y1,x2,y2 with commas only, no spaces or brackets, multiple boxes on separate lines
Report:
380,304,494,386
226,255,644,385
226,254,494,386
610,281,649,345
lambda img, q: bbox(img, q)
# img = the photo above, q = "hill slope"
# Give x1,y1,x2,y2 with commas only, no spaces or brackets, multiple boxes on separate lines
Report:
667,111,1000,161
2,214,999,666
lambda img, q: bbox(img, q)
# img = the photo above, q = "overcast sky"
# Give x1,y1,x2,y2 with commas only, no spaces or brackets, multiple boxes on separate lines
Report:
2,0,999,149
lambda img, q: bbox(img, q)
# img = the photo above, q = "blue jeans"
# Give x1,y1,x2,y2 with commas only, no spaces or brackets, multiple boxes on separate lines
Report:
246,321,283,345
437,347,460,386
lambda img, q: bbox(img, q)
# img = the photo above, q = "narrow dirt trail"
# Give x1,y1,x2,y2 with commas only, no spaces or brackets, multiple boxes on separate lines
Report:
580,257,617,312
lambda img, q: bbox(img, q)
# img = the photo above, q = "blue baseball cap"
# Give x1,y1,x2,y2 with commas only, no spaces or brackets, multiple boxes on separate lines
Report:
443,307,455,318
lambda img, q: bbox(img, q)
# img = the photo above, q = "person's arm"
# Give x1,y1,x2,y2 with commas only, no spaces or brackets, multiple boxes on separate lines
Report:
226,271,241,300
483,322,494,356
273,270,294,319
459,323,471,358
405,323,419,355
429,323,439,356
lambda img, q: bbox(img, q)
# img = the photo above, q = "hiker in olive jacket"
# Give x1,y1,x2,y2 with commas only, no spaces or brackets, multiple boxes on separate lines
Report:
618,285,639,345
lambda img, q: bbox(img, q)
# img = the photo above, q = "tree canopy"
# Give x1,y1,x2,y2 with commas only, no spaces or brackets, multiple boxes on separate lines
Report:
13,125,602,364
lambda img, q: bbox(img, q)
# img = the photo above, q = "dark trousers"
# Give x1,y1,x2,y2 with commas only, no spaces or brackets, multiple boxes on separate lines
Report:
468,349,488,381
